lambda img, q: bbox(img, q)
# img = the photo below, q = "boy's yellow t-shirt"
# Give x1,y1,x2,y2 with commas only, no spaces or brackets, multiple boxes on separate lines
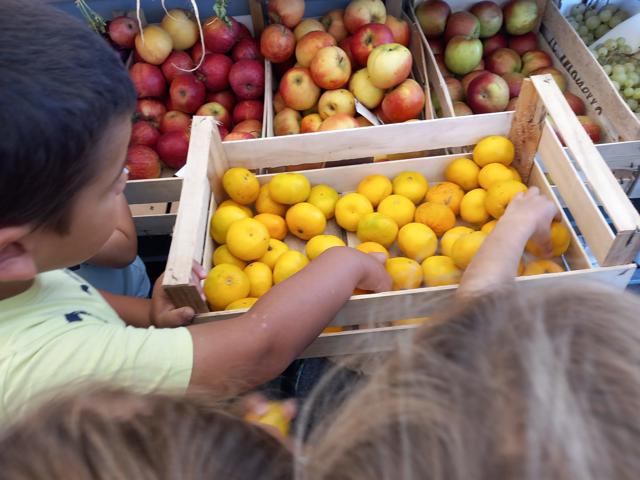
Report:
0,269,193,421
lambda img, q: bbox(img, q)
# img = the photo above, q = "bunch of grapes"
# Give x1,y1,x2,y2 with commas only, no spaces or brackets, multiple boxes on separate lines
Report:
566,3,630,45
595,37,640,115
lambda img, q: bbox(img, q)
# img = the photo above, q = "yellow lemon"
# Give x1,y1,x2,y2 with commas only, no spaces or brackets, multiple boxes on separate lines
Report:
219,199,253,217
356,241,389,258
414,202,456,237
397,222,438,263
451,231,487,269
222,167,260,205
421,256,462,287
225,297,259,310
226,218,270,261
256,184,287,216
509,166,522,182
386,257,424,290
480,220,498,235
392,171,429,204
244,262,273,297
478,163,514,190
425,181,464,215
308,184,339,219
377,194,415,228
440,226,474,257
357,174,393,207
285,202,326,240
305,234,346,260
204,264,250,310
254,213,287,240
335,193,374,232
269,173,311,205
213,244,247,269
258,238,289,269
460,188,490,224
356,212,398,248
210,205,250,244
523,259,565,276
273,250,309,284
445,158,480,191
526,221,571,257
473,135,515,167
485,180,528,219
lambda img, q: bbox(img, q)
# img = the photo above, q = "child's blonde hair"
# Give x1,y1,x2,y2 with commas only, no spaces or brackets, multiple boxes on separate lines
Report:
299,282,640,480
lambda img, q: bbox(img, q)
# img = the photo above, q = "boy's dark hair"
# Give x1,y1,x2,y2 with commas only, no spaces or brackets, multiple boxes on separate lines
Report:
0,0,136,233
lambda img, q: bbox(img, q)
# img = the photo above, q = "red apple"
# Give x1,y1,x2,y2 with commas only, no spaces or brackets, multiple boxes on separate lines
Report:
351,23,395,67
135,99,167,125
577,115,601,143
385,15,410,47
169,74,206,113
232,38,262,62
191,42,211,64
218,124,229,138
461,70,487,93
229,59,265,100
318,113,359,131
311,46,352,89
521,50,552,76
381,78,425,122
470,1,503,38
126,145,161,180
233,100,264,123
207,90,236,112
367,43,412,89
483,33,508,57
444,12,481,43
506,97,519,110
157,131,190,169
444,35,483,75
295,31,337,67
108,16,139,49
374,105,391,123
233,119,263,138
274,108,301,136
203,16,240,54
160,111,191,133
503,0,539,35
129,120,160,148
273,91,286,113
161,51,195,83
502,72,525,98
415,0,451,38
268,0,305,29
467,71,509,113
445,77,464,101
130,62,166,98
134,25,173,65
486,48,522,75
453,101,473,116
473,59,486,71
260,24,296,63
564,91,586,115
530,67,567,91
198,53,233,92
322,9,348,43
237,23,253,41
195,102,232,129
339,36,355,64
508,32,538,55
344,0,387,34
224,132,255,141
428,38,444,55
279,67,321,110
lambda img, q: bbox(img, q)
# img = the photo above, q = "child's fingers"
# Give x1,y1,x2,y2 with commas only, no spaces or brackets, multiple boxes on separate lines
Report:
192,260,207,279
157,307,196,327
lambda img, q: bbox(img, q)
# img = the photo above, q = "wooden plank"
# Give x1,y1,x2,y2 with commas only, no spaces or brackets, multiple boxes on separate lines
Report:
249,0,264,37
133,214,176,236
129,203,166,216
125,177,183,204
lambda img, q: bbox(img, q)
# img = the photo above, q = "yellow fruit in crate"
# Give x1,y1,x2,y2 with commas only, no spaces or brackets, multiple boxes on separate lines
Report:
397,222,438,263
259,238,289,269
478,163,514,190
485,180,528,218
440,226,474,258
509,167,522,182
308,184,339,219
357,174,393,207
523,259,565,275
254,213,287,240
204,264,251,310
526,221,571,257
356,241,389,258
518,259,525,276
414,202,456,237
473,135,515,167
386,257,424,290
445,158,480,191
225,297,258,310
451,231,487,269
226,218,270,261
392,171,429,204
285,202,327,240
377,194,415,228
222,167,260,205
460,188,490,225
269,173,311,205
480,220,497,235
273,250,309,284
323,326,344,333
213,245,247,269
210,205,250,244
306,234,346,260
356,212,398,248
421,256,462,287
219,199,253,217
425,182,464,215
335,193,374,231
256,184,287,216
244,262,273,297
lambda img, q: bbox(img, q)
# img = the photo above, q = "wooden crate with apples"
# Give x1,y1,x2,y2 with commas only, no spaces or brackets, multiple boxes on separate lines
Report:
161,75,640,358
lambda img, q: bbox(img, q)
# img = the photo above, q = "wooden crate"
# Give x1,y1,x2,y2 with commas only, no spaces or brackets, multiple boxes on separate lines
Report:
162,75,640,357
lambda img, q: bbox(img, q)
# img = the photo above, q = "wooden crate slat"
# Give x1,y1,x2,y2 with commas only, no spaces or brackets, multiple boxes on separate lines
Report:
133,214,177,237
125,177,182,205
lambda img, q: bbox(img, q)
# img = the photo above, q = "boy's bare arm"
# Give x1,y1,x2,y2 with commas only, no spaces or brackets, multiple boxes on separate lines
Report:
187,247,391,394
88,194,137,268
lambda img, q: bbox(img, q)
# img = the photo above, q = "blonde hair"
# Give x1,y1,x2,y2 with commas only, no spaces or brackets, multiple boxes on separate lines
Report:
298,282,640,480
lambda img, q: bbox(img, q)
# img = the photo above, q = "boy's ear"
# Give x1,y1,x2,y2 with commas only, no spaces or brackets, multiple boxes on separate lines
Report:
0,226,38,282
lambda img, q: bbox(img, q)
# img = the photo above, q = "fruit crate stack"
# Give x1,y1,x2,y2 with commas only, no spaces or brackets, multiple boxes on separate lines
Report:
161,75,640,358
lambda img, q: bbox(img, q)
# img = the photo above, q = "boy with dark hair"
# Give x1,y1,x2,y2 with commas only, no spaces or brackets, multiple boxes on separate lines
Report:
0,0,390,420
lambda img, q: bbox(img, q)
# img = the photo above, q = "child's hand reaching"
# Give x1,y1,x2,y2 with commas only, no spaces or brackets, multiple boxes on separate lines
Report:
151,261,207,327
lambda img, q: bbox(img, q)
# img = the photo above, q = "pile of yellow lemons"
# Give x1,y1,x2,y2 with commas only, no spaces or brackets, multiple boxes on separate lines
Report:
204,135,571,311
